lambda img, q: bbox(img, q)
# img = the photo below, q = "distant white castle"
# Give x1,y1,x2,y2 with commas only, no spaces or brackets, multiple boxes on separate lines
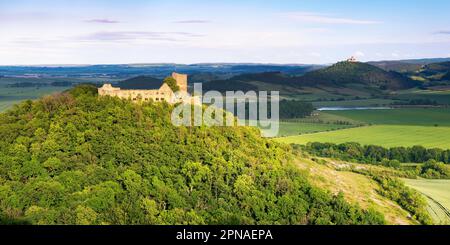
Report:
346,56,358,62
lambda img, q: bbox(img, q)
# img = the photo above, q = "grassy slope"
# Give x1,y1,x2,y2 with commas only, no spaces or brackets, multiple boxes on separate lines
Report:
276,125,450,149
295,158,415,225
403,179,450,224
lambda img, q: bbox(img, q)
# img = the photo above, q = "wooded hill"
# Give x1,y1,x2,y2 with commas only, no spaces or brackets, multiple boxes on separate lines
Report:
297,61,418,90
0,85,384,225
202,61,419,93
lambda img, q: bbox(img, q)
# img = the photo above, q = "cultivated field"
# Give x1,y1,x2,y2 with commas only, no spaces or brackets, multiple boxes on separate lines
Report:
397,89,450,105
276,121,354,137
0,86,71,112
276,125,450,149
325,108,450,126
0,76,112,112
312,98,396,108
403,178,450,224
275,107,450,149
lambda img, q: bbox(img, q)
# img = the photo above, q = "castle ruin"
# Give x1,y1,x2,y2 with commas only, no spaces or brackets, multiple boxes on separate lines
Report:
98,72,200,104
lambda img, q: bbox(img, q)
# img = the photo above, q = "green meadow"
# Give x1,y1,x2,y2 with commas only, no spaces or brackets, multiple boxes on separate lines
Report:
276,125,450,149
403,178,450,224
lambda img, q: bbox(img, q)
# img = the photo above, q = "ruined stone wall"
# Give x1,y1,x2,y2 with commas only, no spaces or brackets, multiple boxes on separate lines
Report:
98,83,174,103
98,73,192,104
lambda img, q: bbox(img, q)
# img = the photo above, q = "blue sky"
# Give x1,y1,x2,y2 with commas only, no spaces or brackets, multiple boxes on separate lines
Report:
1,0,450,65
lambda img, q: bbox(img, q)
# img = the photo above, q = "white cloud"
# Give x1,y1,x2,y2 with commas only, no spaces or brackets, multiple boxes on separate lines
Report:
84,19,121,24
434,30,450,35
284,12,382,25
75,31,203,42
172,20,211,24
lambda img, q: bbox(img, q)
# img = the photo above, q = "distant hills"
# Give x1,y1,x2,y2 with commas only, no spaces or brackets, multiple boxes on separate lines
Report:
3,59,449,93
0,63,320,80
115,59,450,94
370,59,450,86
203,61,419,93
368,58,450,72
367,58,450,89
418,62,450,80
117,75,163,89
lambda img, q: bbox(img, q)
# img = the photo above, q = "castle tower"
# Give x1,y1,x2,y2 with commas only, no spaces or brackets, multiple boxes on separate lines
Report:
171,72,188,93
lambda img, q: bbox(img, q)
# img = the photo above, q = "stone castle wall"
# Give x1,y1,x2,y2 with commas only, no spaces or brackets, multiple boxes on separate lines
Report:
99,83,174,102
98,72,197,104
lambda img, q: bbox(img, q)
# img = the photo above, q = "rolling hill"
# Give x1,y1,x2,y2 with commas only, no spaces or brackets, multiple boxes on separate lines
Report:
417,61,450,81
442,72,450,81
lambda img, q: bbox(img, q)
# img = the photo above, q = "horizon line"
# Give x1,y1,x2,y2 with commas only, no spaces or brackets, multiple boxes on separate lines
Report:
1,57,449,67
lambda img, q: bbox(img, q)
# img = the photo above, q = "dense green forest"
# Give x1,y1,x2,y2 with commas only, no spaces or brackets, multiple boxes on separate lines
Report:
0,85,384,225
235,100,314,120
279,100,314,119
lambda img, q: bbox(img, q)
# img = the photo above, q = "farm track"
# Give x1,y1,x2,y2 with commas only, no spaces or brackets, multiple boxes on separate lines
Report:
420,192,450,222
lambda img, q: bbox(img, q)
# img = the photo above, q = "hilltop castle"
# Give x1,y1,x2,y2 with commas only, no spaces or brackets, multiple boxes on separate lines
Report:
98,72,200,104
347,56,358,62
